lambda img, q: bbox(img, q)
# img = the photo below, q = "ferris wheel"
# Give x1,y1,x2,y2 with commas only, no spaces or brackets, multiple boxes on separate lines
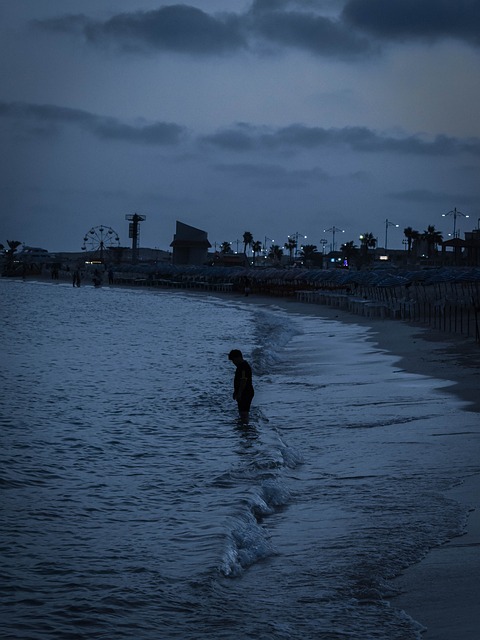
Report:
82,225,120,262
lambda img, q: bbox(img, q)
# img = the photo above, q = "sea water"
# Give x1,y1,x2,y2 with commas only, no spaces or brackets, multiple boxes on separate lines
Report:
1,277,479,639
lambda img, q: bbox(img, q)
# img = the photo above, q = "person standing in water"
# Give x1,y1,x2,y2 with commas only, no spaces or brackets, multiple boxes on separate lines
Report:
228,349,254,422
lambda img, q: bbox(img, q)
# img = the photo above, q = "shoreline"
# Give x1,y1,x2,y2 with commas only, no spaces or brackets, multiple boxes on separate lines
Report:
207,289,480,412
7,278,480,637
211,290,480,639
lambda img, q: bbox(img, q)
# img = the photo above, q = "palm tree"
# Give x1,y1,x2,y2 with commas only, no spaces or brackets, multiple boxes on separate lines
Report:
421,225,443,258
299,244,318,264
220,241,232,254
284,237,297,263
251,240,263,267
359,233,376,266
4,239,22,273
243,231,253,256
268,244,284,265
360,233,376,251
6,239,22,252
340,241,358,267
403,227,419,255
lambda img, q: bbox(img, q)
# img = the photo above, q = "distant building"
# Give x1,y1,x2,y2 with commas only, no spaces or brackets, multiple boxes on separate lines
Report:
212,252,248,268
55,247,171,266
170,221,211,265
17,246,52,263
462,230,480,266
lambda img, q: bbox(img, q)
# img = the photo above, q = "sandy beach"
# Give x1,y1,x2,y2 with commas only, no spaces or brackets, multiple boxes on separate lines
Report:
230,292,480,640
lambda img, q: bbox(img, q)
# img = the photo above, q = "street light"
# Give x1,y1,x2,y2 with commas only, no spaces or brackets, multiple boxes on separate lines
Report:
289,232,307,259
231,239,241,253
320,238,328,254
442,207,469,238
324,227,344,252
263,236,274,259
385,219,399,250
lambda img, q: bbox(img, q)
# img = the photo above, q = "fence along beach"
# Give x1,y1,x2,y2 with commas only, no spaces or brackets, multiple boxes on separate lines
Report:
46,261,480,342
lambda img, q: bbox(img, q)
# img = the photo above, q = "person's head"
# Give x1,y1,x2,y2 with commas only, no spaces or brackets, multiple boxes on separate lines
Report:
228,349,243,363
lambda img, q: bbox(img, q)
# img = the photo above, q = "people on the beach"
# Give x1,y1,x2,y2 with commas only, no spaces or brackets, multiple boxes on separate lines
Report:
228,349,254,422
92,269,102,287
244,276,251,297
108,268,114,285
72,269,81,287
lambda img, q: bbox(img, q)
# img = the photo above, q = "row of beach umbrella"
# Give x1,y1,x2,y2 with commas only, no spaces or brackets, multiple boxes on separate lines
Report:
115,263,480,287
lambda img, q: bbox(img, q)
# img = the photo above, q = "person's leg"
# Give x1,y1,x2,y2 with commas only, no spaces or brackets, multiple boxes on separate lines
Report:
238,393,253,423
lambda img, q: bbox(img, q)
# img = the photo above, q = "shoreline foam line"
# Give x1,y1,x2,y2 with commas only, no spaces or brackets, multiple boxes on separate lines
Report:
208,289,480,640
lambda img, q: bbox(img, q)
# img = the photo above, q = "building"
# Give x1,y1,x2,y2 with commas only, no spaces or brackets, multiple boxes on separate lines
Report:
170,221,211,265
464,230,480,266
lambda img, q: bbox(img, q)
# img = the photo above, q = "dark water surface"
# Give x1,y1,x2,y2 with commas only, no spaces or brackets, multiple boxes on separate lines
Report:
1,279,479,639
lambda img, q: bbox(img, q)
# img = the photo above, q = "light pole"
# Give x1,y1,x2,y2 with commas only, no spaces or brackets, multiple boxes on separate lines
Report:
290,232,307,259
442,207,469,238
324,227,344,252
385,219,399,250
264,236,274,250
231,239,241,253
263,236,274,259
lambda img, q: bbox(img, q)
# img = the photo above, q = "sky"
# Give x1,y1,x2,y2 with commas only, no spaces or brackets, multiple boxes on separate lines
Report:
1,0,480,254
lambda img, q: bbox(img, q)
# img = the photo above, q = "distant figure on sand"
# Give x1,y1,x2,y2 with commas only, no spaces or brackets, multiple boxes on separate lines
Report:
72,269,81,287
108,268,114,285
92,269,102,288
244,276,251,297
228,349,254,422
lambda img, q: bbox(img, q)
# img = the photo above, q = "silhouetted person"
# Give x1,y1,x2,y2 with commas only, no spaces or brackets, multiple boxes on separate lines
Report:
228,349,254,422
93,269,102,287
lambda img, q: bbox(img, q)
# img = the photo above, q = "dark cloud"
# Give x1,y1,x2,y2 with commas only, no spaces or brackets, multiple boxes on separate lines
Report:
35,5,246,55
202,123,480,156
342,0,480,45
248,5,373,57
33,0,480,58
200,123,264,151
3,101,480,159
0,102,185,145
34,2,372,58
250,1,345,14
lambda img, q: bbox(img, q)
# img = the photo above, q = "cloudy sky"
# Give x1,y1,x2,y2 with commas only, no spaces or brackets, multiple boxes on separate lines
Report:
1,0,479,253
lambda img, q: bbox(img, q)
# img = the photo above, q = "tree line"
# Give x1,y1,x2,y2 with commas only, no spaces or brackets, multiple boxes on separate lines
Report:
217,226,444,267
